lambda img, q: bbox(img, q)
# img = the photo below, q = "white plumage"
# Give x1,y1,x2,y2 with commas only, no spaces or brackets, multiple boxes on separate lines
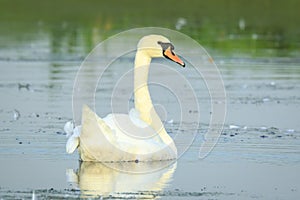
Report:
66,35,185,162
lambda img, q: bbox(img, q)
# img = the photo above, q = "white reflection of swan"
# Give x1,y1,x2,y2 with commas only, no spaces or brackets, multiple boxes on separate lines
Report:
66,35,185,162
67,161,177,198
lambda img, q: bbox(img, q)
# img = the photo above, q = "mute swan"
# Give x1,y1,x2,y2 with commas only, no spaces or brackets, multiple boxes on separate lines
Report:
66,35,185,162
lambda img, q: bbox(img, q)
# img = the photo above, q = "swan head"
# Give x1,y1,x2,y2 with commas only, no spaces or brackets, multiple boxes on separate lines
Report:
137,35,185,67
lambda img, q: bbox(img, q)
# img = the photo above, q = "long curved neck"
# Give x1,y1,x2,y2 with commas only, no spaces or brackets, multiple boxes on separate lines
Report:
134,50,174,146
134,50,152,122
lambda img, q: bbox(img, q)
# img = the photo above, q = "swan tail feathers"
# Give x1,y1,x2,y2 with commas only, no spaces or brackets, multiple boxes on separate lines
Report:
66,126,81,154
64,121,74,138
66,135,79,154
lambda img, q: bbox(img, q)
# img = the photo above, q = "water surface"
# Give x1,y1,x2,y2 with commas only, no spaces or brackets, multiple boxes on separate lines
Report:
0,1,300,199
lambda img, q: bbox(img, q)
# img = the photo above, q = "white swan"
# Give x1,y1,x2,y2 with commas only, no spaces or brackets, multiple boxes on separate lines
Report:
66,35,185,162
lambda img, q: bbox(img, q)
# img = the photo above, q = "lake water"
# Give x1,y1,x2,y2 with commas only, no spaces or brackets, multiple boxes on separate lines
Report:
0,1,300,199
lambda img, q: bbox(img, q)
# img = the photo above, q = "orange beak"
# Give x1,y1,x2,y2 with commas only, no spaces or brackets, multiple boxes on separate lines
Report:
163,47,185,67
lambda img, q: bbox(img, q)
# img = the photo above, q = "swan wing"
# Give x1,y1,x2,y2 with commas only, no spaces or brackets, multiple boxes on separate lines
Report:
79,105,176,162
79,105,127,161
101,113,175,158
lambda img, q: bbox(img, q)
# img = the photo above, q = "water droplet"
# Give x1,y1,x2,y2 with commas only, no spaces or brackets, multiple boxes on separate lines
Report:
270,81,276,86
167,119,174,124
286,129,294,133
262,98,270,102
229,125,239,129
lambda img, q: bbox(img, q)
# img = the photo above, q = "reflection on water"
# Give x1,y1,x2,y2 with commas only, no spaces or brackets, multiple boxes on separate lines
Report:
67,161,176,198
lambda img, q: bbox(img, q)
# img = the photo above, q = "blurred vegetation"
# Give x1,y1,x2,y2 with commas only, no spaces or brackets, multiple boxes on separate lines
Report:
0,0,299,57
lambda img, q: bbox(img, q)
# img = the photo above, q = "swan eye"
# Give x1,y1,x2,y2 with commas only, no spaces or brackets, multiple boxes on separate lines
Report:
157,41,174,51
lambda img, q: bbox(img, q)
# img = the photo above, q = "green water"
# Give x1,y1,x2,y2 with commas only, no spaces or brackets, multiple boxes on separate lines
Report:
0,0,299,58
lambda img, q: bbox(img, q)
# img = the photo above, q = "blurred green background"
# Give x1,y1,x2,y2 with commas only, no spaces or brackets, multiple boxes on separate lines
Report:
0,0,299,58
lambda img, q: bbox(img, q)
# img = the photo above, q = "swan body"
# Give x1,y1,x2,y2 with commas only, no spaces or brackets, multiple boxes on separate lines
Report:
66,35,185,162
